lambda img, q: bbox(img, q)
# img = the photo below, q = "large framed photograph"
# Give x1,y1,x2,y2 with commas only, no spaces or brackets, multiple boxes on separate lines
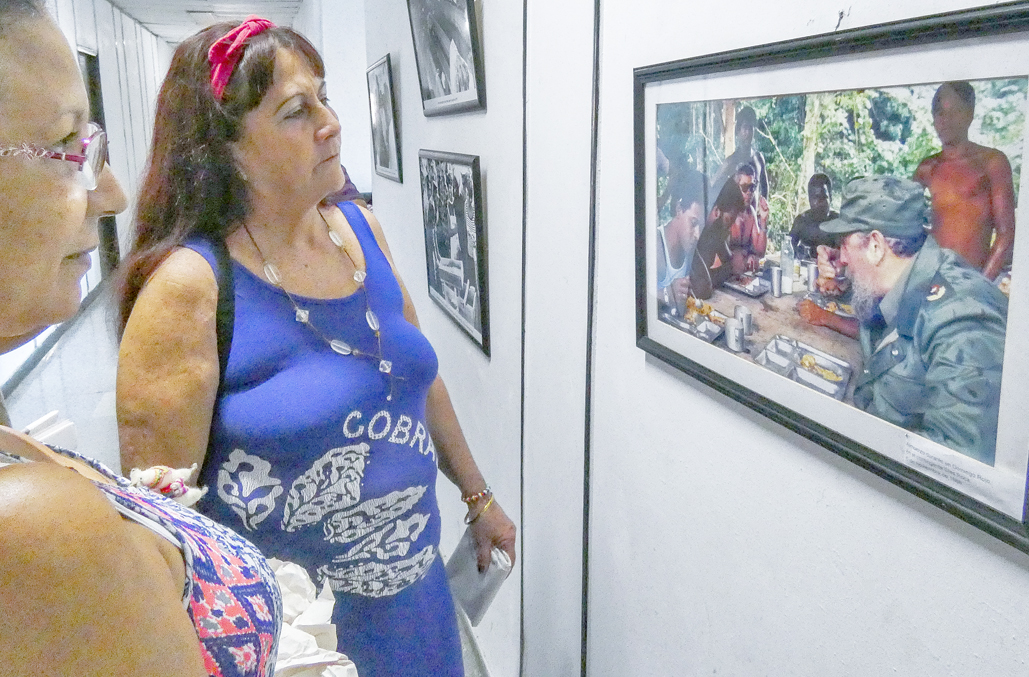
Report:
406,0,486,116
366,54,402,182
634,4,1029,553
418,150,490,355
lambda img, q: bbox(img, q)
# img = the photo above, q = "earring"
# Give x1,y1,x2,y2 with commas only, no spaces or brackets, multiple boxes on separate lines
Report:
238,167,248,182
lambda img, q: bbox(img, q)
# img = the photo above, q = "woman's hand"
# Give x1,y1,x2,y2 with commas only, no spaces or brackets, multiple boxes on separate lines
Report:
468,499,517,572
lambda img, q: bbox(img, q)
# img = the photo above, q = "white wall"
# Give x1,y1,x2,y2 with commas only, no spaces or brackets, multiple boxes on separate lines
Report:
587,1,1029,675
363,2,524,675
522,0,594,674
294,0,373,193
321,0,372,192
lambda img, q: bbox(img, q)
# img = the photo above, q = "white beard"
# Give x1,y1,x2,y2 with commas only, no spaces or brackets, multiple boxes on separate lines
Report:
851,276,885,324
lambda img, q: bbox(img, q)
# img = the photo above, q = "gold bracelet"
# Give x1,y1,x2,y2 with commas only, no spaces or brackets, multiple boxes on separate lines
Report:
464,494,495,525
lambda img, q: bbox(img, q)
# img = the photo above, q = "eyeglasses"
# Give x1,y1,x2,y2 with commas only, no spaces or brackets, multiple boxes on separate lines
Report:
0,123,107,191
740,183,757,193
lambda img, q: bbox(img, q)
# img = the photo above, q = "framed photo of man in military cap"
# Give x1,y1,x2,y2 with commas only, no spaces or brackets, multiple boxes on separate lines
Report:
634,4,1029,554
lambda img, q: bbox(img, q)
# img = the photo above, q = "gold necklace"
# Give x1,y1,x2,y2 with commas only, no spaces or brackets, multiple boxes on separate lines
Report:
242,209,399,400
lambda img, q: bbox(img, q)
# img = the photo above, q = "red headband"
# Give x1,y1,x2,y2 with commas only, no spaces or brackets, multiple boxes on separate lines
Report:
208,15,276,100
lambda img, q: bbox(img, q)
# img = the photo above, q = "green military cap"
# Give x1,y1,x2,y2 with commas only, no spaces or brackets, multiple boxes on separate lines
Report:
820,175,929,238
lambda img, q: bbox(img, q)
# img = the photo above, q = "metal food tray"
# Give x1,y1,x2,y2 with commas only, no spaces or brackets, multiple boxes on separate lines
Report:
724,275,771,297
659,310,726,343
755,334,852,400
804,291,855,318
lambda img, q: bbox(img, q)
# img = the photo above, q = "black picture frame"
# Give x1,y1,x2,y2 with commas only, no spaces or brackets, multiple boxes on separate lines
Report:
405,0,486,116
634,2,1029,554
418,150,490,355
366,54,402,182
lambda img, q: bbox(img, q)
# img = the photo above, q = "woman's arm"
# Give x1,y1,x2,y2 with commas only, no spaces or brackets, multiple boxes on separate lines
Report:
117,248,220,472
0,464,208,677
358,206,517,569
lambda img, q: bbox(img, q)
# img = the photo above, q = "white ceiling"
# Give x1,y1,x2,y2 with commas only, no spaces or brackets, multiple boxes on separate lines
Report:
111,0,303,44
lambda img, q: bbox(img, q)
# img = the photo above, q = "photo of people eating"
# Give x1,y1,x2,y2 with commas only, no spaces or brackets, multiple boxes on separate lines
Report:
654,79,1026,466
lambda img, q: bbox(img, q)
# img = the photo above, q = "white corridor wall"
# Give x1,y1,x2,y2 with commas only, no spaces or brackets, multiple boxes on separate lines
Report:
587,0,1029,675
362,1,525,676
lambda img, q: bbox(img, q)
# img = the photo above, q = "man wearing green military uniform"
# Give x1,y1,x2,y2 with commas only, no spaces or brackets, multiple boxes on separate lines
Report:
821,176,1007,465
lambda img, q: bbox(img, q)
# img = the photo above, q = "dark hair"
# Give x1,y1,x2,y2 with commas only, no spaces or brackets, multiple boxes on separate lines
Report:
713,176,746,215
932,81,975,115
885,230,928,257
116,21,323,334
808,173,831,194
668,168,706,213
735,106,757,132
0,0,44,33
734,162,756,178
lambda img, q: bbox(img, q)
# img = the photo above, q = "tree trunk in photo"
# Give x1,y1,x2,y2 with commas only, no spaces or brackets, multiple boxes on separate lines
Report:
796,93,824,215
722,101,737,157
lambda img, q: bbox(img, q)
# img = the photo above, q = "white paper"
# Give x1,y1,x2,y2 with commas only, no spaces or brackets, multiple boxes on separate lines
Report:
267,558,359,677
445,527,512,626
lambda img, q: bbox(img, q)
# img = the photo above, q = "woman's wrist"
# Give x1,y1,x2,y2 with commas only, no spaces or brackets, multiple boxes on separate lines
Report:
464,493,496,525
460,484,491,505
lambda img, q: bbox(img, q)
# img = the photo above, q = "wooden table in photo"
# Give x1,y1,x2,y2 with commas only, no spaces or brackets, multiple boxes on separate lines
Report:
704,284,865,404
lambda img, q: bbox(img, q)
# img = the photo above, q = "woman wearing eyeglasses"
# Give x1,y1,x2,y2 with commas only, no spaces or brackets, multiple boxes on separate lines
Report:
0,3,283,676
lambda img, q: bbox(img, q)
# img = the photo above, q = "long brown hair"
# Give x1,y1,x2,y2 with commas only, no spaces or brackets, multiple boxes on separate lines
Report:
116,21,323,334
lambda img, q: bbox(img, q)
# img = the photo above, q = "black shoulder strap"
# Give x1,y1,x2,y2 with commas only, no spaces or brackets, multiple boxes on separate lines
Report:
208,236,235,388
197,235,234,484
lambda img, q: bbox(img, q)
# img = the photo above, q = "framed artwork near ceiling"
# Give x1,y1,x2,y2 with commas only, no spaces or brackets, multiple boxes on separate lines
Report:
406,0,486,116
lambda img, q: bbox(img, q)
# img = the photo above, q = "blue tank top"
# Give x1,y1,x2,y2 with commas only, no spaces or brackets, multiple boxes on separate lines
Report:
187,202,462,677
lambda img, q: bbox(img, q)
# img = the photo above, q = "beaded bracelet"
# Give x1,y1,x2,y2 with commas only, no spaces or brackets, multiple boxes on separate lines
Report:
465,494,496,525
461,485,492,505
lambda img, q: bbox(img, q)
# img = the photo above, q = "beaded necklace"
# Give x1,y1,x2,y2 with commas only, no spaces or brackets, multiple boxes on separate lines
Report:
242,208,399,401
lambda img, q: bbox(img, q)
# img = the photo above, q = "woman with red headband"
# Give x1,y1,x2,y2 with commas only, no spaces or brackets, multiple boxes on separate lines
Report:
0,3,283,676
116,17,515,677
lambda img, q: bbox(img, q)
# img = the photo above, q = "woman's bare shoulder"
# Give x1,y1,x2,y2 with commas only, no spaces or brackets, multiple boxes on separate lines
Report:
139,246,219,307
0,462,121,549
0,463,208,676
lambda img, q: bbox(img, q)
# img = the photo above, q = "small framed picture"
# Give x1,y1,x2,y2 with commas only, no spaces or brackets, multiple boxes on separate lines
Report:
406,0,486,116
418,150,490,355
366,54,402,182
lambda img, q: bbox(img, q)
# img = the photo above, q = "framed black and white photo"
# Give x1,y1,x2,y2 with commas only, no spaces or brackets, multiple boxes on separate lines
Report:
405,0,485,116
418,150,489,355
635,4,1029,553
366,54,402,182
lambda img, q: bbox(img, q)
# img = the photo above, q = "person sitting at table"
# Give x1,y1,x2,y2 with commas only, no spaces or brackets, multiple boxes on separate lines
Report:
796,243,860,339
789,173,840,254
729,162,768,274
657,169,706,311
689,179,747,300
818,175,1007,465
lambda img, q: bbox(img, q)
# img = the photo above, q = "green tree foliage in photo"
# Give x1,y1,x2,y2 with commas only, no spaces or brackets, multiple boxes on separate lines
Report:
656,78,1027,254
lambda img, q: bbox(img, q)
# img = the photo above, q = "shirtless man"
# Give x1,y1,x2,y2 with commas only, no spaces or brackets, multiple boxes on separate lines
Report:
729,162,768,274
914,81,1015,281
711,106,769,202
